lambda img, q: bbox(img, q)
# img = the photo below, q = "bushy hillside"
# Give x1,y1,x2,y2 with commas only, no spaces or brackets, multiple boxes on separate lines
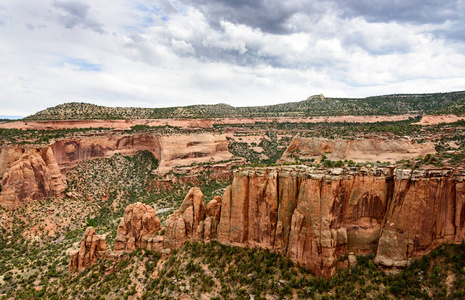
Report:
4,240,464,299
24,91,465,120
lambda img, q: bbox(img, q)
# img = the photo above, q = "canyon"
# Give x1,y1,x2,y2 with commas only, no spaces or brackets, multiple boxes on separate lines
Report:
0,133,232,209
69,165,465,278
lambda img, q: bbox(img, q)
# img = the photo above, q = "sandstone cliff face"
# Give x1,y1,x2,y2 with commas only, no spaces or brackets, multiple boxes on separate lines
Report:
114,202,161,252
52,133,232,175
51,134,161,171
280,135,436,164
217,166,465,277
67,166,465,277
0,146,66,209
1,132,234,209
155,134,233,175
69,227,107,273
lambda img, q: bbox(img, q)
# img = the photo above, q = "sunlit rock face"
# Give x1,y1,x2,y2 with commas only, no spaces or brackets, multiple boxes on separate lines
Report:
0,132,233,209
0,146,66,209
69,227,107,273
114,202,161,252
217,166,465,277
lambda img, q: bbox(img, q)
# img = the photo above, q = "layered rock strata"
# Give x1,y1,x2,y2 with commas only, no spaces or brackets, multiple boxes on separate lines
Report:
114,202,161,252
216,166,465,277
163,188,223,248
280,135,436,164
69,166,465,278
1,133,233,209
69,227,107,273
0,146,66,209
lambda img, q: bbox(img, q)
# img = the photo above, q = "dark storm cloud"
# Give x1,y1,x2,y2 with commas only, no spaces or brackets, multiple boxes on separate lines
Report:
53,1,106,34
178,0,325,34
336,0,462,24
181,0,464,33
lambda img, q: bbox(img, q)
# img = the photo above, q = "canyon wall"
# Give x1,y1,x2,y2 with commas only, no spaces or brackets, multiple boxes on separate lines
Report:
0,145,66,209
51,134,162,171
280,135,436,164
70,168,465,277
1,133,233,209
215,166,465,277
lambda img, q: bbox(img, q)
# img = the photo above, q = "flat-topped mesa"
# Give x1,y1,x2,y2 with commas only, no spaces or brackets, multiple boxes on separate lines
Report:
69,227,107,273
114,202,162,252
217,165,465,277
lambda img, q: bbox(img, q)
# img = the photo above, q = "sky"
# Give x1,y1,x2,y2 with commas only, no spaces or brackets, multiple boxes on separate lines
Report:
1,0,465,117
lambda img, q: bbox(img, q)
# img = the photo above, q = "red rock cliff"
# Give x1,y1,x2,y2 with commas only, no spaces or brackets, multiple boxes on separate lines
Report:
0,146,66,209
280,135,436,164
216,166,465,277
69,227,107,273
1,132,233,209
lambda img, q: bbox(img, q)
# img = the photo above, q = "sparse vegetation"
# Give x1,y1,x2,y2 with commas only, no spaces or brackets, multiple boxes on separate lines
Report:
23,91,465,121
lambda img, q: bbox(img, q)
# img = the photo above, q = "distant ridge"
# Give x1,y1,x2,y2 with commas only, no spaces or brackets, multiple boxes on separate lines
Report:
24,91,465,120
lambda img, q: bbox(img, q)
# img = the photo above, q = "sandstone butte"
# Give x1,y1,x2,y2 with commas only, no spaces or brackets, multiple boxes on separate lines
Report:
0,133,232,209
70,166,465,278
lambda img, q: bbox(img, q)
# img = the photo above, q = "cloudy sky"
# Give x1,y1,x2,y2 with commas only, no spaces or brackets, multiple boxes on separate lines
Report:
1,0,465,117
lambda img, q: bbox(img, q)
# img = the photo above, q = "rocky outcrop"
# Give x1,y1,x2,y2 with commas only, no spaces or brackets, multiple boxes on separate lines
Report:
204,196,222,242
69,227,107,273
0,146,66,209
216,166,465,277
114,202,161,251
1,132,234,209
163,187,206,249
155,134,233,175
68,166,465,277
280,135,436,164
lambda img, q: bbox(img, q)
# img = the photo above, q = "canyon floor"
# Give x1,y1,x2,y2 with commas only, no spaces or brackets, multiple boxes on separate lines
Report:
2,98,465,299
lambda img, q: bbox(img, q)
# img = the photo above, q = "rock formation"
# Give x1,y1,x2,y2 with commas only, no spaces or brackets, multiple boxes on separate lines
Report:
69,227,107,273
280,135,436,164
51,134,161,171
1,132,233,209
114,202,161,251
204,196,222,242
68,166,465,278
0,146,66,209
155,134,233,175
163,187,206,249
216,166,465,277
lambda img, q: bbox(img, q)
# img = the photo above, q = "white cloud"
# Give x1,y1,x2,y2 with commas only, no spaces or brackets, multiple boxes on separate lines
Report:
0,0,464,116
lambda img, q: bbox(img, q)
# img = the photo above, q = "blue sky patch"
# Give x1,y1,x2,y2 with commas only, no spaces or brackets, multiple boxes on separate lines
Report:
66,58,102,71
